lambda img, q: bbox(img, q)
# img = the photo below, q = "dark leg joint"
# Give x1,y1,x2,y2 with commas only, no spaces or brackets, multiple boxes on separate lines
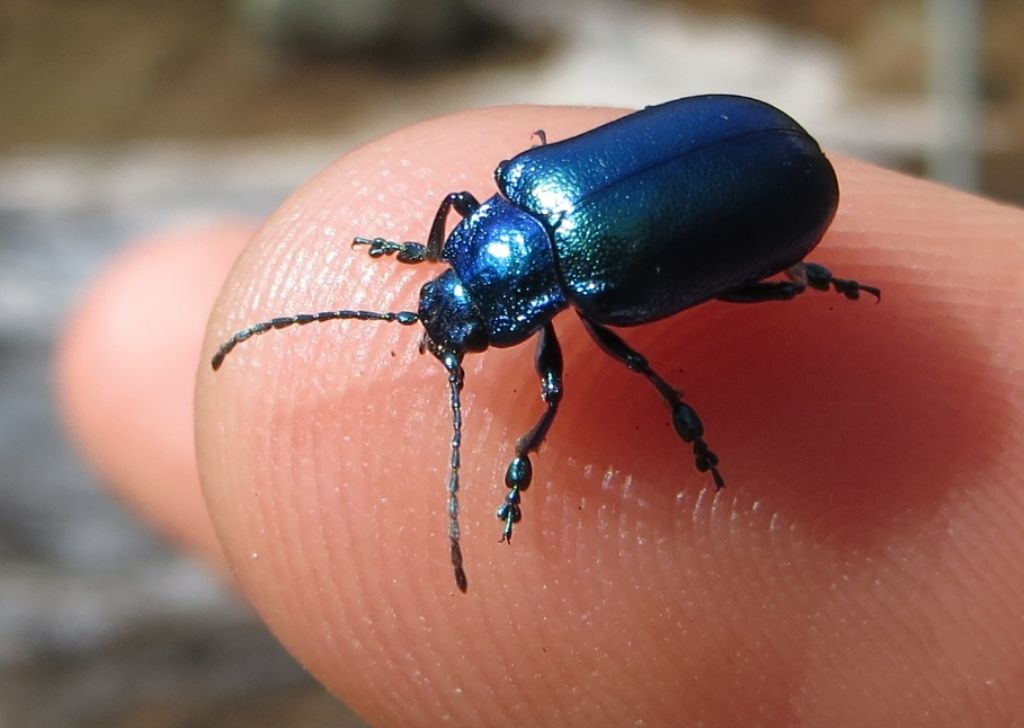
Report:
498,451,532,543
672,402,725,489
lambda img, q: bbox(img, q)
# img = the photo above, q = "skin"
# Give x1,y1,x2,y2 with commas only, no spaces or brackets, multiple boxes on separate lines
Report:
59,106,1024,727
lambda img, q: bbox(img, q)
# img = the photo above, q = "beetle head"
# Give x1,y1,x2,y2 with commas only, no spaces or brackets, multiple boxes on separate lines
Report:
418,269,489,355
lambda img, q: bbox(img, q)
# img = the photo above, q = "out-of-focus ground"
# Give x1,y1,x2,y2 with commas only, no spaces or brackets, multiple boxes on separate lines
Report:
3,0,1022,197
1,1,1021,726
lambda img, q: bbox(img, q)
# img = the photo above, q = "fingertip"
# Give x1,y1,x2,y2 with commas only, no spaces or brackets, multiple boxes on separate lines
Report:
194,106,1024,726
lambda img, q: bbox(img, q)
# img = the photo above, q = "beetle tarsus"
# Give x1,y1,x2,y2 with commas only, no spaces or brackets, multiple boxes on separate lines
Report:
499,460,527,542
352,236,430,264
497,487,522,542
794,262,882,303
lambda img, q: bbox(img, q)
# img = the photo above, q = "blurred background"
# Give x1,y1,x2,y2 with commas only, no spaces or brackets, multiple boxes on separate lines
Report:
1,0,1021,725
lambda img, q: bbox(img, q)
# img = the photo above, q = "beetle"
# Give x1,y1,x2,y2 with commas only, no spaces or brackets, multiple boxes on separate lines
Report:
212,95,880,593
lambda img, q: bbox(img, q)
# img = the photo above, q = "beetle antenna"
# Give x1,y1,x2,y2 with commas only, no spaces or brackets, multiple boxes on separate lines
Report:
440,350,469,593
211,309,420,370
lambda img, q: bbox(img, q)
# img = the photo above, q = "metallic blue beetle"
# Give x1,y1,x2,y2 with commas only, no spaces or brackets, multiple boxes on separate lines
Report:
213,95,880,592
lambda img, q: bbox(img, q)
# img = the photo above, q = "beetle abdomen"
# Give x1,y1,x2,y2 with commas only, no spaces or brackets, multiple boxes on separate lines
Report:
498,95,839,325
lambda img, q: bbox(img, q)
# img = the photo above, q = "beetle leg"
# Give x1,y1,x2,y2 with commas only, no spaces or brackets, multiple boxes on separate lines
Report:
791,262,882,302
716,263,881,304
426,191,481,258
351,237,430,264
498,322,564,543
580,318,724,490
351,191,481,264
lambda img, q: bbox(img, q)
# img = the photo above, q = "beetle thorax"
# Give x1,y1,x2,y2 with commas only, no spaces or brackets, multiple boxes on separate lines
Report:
437,194,568,349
